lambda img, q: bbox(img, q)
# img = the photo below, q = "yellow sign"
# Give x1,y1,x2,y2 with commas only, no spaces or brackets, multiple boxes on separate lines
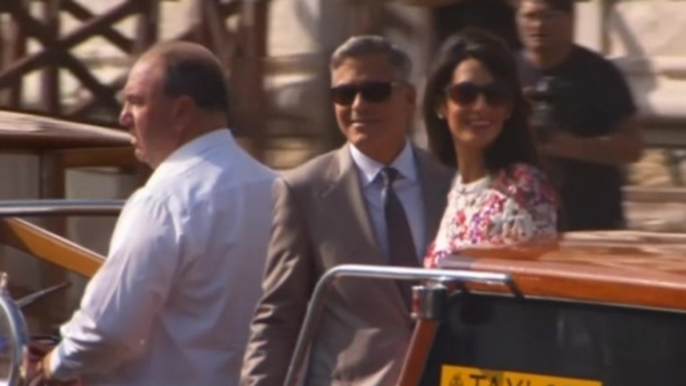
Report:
441,365,602,386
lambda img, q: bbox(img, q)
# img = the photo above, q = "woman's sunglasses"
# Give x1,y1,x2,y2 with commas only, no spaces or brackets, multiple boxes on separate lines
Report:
445,81,511,106
331,81,400,106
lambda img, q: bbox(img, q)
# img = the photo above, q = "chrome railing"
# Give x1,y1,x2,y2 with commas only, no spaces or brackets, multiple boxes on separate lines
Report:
284,264,511,386
0,200,125,217
0,273,30,386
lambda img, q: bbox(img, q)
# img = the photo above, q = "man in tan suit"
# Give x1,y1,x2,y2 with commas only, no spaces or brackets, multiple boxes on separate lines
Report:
241,36,453,386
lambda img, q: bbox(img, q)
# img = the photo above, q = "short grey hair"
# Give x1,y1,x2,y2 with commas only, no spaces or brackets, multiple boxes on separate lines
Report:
330,35,413,81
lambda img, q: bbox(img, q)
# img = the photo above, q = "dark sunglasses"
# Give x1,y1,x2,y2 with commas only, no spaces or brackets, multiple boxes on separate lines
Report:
331,81,400,106
445,81,511,106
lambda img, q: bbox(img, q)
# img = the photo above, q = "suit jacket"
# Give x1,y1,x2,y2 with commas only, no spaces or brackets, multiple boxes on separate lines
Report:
241,144,453,386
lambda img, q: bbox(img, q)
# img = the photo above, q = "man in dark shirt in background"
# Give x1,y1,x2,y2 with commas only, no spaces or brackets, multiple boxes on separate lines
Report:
515,0,643,230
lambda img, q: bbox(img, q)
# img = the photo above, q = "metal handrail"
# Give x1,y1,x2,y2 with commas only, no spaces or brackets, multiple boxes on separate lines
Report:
0,200,125,217
0,273,29,386
283,264,512,386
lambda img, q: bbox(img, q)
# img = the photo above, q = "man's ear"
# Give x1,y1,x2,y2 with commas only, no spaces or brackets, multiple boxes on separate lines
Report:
173,96,195,127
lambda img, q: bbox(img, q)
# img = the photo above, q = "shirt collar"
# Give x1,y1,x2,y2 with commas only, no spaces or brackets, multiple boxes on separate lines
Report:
455,173,492,194
146,129,234,187
349,140,417,186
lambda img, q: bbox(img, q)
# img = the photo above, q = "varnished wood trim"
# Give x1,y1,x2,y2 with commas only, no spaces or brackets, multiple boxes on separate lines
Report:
397,320,439,386
444,258,686,311
0,218,103,278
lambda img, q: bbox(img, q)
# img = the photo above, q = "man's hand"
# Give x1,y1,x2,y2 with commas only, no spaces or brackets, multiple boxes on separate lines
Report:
538,131,583,159
538,116,643,165
23,341,80,386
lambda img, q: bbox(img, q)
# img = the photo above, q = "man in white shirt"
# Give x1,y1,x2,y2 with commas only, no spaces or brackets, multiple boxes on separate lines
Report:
241,36,453,386
29,42,276,385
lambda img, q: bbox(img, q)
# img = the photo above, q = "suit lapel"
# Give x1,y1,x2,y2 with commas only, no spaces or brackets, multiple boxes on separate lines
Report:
320,145,385,263
318,144,451,316
415,147,452,250
323,145,414,315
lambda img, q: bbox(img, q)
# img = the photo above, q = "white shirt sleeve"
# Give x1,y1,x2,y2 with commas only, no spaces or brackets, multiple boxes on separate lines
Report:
49,191,181,380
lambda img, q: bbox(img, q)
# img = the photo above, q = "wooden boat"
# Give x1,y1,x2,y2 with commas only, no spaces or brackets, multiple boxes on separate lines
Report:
286,232,686,386
0,201,113,385
0,109,129,385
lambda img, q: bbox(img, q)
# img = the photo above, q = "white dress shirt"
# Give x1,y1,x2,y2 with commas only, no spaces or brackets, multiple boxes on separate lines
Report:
49,129,276,385
350,141,425,260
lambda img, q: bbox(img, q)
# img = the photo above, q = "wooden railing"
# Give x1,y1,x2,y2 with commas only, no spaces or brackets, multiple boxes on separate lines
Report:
0,0,271,158
0,0,152,119
0,217,104,278
0,201,118,331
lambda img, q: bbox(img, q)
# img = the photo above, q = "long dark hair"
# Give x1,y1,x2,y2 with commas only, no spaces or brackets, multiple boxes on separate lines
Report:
422,28,539,172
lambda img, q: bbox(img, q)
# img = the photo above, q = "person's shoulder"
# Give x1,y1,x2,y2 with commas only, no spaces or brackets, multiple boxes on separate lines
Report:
571,45,621,72
569,46,633,104
503,162,547,178
493,163,557,205
497,163,551,188
229,146,278,183
281,148,342,188
414,145,453,172
413,145,455,182
572,45,604,60
121,187,173,223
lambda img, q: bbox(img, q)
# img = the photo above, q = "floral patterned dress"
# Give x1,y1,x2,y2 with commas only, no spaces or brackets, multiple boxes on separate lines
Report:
424,163,558,268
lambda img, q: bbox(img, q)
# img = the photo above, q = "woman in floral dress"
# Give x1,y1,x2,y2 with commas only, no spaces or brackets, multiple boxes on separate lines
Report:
422,28,558,268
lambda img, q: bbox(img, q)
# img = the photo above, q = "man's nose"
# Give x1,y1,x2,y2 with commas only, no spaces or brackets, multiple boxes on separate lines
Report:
351,92,368,110
527,16,544,30
119,105,131,127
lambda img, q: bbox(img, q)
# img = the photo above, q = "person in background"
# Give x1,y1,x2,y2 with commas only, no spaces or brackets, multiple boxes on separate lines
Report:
433,0,520,51
26,41,276,385
516,0,643,231
241,35,453,386
422,28,557,268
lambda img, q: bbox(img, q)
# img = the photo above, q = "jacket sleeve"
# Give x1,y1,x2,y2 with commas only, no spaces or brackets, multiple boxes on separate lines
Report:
241,177,316,386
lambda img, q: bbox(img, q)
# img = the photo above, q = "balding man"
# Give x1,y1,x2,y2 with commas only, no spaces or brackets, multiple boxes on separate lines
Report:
29,42,276,385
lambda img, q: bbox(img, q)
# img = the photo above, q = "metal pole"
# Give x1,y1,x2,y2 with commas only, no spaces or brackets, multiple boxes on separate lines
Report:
283,264,511,386
0,199,125,216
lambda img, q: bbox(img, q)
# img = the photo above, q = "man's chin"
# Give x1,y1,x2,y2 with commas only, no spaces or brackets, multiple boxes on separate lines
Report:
134,149,147,164
350,123,377,133
348,131,375,146
528,41,552,52
462,134,498,150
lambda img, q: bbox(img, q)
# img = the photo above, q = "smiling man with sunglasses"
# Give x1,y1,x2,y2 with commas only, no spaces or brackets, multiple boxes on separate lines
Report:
330,58,412,165
241,36,453,386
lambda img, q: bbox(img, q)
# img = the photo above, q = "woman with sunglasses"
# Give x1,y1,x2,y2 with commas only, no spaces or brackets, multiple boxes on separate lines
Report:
422,28,558,268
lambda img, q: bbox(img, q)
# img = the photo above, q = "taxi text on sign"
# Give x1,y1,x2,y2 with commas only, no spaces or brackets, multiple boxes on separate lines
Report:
441,365,602,386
